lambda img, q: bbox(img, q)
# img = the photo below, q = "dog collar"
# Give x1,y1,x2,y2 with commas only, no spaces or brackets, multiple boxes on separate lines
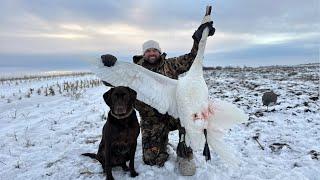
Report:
110,109,134,119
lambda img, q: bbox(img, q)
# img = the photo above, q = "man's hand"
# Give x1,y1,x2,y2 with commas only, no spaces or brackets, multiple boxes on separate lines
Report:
192,21,215,43
101,54,117,67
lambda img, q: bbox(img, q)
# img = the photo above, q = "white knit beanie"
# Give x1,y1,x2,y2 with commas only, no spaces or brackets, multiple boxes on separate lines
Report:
142,40,162,54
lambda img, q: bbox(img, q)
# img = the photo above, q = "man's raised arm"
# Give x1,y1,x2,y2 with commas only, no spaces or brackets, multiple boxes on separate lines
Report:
167,21,215,74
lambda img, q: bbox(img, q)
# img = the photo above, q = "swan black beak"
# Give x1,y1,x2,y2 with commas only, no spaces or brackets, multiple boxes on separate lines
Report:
203,129,211,161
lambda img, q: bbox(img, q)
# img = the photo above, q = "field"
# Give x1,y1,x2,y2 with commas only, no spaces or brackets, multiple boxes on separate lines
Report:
0,64,319,180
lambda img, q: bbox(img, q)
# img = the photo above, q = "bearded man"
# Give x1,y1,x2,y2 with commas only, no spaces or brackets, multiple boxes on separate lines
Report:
101,21,215,176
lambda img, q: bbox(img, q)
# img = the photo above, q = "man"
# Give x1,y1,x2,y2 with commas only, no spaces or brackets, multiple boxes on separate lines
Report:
101,21,215,176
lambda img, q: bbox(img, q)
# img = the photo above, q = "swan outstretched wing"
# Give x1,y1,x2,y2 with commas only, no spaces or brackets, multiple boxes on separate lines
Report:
90,59,179,118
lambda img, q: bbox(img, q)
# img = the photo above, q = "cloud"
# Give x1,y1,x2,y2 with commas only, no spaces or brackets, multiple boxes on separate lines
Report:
204,36,319,66
0,0,318,66
59,24,84,31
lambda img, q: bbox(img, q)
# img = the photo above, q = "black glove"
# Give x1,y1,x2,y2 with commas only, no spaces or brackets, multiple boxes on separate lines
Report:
192,21,215,43
101,54,117,67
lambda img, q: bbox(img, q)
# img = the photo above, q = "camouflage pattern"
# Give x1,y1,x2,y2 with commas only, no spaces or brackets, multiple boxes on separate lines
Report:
133,41,199,166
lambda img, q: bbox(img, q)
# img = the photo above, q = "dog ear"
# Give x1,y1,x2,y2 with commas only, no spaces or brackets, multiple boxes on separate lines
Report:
128,88,137,103
103,88,114,107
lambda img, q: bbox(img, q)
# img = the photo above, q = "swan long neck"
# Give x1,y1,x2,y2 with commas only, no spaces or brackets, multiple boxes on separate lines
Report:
189,23,210,77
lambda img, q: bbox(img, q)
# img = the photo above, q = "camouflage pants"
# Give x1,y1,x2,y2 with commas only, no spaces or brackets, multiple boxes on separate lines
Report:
140,113,180,167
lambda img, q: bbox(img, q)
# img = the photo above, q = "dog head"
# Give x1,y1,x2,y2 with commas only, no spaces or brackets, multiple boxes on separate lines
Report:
103,86,137,116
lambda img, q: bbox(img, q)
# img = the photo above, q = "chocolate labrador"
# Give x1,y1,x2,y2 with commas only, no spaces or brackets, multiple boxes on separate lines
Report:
82,86,140,180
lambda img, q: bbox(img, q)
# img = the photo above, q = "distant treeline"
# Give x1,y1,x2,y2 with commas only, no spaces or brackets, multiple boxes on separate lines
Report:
1,63,318,81
203,63,319,71
0,71,93,82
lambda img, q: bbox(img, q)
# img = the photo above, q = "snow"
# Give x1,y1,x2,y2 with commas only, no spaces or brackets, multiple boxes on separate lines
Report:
0,64,319,180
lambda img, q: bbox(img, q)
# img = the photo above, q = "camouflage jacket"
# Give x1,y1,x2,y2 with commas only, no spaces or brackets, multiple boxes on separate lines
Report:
133,41,199,121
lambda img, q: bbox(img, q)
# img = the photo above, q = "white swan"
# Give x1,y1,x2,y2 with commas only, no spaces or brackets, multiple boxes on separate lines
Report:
89,6,248,167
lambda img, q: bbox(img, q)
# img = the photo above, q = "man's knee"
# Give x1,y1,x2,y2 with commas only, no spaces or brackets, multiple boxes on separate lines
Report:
143,147,169,167
166,116,181,131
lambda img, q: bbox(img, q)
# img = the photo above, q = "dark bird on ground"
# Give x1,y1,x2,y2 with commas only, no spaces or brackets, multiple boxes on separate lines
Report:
262,91,278,111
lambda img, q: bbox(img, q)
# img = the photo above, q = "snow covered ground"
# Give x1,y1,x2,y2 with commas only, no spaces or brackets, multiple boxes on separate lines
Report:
0,64,319,180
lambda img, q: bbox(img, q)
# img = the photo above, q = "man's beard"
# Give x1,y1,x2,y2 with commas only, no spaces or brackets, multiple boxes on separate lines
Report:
146,56,160,64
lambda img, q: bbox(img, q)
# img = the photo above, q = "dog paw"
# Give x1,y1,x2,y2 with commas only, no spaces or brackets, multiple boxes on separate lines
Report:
130,170,139,177
106,175,115,180
122,164,130,171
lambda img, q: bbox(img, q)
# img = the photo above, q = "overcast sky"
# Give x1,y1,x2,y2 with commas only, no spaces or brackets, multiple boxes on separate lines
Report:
0,0,319,68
